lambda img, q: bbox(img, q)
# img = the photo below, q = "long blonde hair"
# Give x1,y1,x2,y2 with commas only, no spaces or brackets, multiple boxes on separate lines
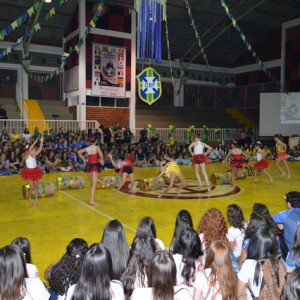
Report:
204,240,237,300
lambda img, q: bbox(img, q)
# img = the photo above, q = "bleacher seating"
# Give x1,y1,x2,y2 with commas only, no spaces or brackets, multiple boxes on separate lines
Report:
0,98,21,119
37,100,73,120
136,105,256,128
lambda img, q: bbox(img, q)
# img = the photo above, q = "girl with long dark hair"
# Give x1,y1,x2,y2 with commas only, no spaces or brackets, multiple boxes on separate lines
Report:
173,228,204,286
121,233,156,300
131,251,193,300
169,210,193,254
101,220,130,280
65,243,124,300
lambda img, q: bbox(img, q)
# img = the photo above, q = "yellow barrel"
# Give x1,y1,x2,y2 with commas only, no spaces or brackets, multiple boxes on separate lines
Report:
210,172,232,185
57,176,85,190
138,177,165,191
22,182,56,199
97,175,121,189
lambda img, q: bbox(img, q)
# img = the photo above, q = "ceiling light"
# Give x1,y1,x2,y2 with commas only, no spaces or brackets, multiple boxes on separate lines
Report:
44,0,52,3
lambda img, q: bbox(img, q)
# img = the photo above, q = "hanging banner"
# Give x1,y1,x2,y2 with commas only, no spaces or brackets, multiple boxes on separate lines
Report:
92,44,126,97
136,67,162,106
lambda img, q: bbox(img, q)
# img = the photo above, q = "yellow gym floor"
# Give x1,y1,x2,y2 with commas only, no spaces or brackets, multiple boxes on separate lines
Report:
0,162,299,281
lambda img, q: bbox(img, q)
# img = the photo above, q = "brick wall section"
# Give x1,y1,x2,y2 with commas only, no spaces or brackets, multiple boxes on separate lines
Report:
69,106,77,120
86,107,129,127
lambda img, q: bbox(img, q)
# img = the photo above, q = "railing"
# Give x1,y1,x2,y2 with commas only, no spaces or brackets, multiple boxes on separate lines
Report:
132,128,239,144
0,119,100,134
0,120,259,145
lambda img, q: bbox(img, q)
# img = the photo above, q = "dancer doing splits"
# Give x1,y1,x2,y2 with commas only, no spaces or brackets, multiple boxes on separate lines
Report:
78,135,104,205
20,136,44,206
188,134,212,191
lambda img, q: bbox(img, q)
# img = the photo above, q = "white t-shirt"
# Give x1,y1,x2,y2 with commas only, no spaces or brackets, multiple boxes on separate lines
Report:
131,285,193,300
193,268,222,300
26,263,39,278
238,259,263,300
23,277,50,300
65,280,124,300
226,226,245,258
173,253,204,286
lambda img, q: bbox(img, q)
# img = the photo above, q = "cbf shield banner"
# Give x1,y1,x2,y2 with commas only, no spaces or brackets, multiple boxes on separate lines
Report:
92,44,126,97
136,67,162,105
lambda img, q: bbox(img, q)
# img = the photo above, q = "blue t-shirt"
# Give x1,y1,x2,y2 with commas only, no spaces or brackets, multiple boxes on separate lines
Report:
273,208,300,251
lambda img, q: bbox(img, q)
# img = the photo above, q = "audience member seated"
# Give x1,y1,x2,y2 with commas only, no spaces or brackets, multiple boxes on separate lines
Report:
172,228,204,286
10,237,39,278
272,191,300,251
137,216,165,251
237,226,286,299
65,243,124,300
101,220,130,281
45,238,88,300
169,210,193,254
281,268,300,300
0,245,50,299
284,223,300,272
197,208,229,253
193,240,237,299
121,233,156,300
131,250,193,300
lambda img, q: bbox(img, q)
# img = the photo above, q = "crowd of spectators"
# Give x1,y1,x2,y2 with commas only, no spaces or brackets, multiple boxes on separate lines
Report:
1,192,300,299
0,125,299,176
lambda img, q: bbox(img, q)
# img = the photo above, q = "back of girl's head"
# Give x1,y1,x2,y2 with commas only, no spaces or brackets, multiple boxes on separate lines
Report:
137,216,156,239
281,268,300,300
81,243,112,283
0,245,26,299
176,210,193,229
101,219,129,280
101,219,128,245
170,210,193,253
227,204,245,229
204,241,237,299
245,213,268,238
247,226,278,260
179,228,203,258
130,232,156,261
72,243,112,299
10,237,31,264
149,251,176,300
252,203,270,218
197,208,228,250
66,238,88,259
205,240,231,269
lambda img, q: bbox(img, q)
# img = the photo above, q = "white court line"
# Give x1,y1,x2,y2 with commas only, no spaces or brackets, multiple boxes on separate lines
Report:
60,191,137,233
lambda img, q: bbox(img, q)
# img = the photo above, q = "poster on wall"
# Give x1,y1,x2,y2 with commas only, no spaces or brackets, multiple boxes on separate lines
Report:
92,44,126,97
280,92,300,124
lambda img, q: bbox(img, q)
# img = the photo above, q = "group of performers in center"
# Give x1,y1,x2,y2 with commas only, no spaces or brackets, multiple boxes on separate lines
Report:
20,132,292,204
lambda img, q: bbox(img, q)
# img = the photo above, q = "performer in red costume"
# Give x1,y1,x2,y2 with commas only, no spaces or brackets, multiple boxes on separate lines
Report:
78,135,104,205
108,153,135,193
20,136,44,206
224,141,249,188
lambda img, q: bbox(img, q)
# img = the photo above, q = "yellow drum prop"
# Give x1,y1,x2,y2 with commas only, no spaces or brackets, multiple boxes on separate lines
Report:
138,177,165,191
96,175,121,189
210,172,232,185
22,182,56,199
57,176,85,190
243,166,254,176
